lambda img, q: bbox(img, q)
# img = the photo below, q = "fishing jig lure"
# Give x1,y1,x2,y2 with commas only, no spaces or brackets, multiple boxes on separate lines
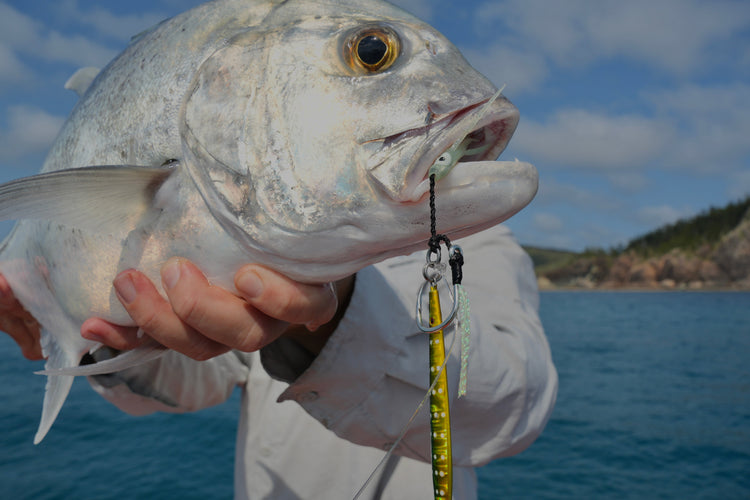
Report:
414,175,472,500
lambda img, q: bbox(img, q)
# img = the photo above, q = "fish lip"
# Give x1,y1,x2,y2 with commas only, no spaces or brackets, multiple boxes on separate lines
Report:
366,94,520,203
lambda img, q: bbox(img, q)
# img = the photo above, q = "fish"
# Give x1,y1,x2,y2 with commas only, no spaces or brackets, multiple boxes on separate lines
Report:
0,0,537,443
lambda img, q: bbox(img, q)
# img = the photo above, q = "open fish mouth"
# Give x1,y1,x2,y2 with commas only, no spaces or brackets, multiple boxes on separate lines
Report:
367,89,521,203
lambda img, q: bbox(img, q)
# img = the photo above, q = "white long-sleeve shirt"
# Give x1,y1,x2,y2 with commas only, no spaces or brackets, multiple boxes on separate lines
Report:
89,225,558,499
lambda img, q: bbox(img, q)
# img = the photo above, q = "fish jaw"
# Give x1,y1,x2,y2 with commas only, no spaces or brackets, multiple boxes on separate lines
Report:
429,158,538,237
365,93,522,204
241,157,537,284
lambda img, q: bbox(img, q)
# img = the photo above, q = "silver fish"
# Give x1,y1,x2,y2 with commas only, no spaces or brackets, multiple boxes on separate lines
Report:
0,0,537,443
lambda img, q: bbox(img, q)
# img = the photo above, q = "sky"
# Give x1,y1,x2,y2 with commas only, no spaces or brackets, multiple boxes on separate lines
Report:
0,0,749,251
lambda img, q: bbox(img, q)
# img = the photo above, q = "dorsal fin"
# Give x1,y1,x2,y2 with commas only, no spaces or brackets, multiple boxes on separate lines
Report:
64,67,101,98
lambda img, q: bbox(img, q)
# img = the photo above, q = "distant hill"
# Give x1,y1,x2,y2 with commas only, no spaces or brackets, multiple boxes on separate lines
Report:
524,247,579,273
625,197,750,257
526,195,750,290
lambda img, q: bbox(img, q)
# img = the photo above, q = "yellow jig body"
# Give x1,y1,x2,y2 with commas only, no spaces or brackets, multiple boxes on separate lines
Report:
428,285,452,500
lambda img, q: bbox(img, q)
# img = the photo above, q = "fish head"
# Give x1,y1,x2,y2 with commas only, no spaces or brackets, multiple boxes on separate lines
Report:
180,0,537,281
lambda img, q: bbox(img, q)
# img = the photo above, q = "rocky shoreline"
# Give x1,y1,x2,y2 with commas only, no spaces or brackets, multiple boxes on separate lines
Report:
537,209,750,291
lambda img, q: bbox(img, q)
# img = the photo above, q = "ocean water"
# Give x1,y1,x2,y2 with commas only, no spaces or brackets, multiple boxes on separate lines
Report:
1,291,748,499
478,291,750,500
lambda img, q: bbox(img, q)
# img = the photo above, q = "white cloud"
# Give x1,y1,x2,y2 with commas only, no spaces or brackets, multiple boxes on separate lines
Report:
0,45,30,85
475,0,750,75
580,0,748,74
55,0,167,41
0,106,64,162
511,109,673,170
509,81,750,180
535,179,623,212
0,2,118,69
0,3,38,47
645,83,750,172
36,32,118,67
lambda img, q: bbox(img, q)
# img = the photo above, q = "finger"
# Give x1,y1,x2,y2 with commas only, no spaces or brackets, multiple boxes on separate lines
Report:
0,273,12,306
81,318,146,351
160,258,288,352
1,317,43,360
234,265,338,328
0,274,43,360
0,274,24,312
112,268,231,361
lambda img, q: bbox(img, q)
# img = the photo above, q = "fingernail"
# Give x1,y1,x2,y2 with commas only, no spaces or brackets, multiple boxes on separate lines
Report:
162,259,182,290
305,322,320,332
113,273,137,304
236,270,263,298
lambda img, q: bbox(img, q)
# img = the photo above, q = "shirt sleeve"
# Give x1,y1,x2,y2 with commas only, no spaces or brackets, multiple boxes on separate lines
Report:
87,348,249,416
276,225,558,467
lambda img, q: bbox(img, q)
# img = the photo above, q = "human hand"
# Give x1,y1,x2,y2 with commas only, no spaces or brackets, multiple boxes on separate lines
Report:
81,258,354,360
0,274,43,360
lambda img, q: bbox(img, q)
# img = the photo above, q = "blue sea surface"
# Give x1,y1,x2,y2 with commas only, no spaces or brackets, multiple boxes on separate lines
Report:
478,291,750,500
1,291,748,499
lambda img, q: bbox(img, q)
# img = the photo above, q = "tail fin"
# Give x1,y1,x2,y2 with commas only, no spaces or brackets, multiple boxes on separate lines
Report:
34,340,77,444
32,338,168,443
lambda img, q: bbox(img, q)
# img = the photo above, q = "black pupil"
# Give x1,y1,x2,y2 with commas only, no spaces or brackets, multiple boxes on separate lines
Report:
357,35,388,66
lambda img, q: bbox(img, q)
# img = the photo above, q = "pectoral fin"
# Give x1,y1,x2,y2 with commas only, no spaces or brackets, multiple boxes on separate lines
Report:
0,165,174,236
36,339,168,377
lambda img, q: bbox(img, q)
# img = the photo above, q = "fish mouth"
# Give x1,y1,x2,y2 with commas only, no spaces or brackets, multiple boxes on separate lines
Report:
366,92,520,203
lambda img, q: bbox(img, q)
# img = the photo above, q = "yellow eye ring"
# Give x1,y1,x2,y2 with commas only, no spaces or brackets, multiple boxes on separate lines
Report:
344,25,400,74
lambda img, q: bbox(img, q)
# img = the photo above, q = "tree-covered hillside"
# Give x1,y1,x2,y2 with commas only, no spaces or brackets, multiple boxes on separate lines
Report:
625,196,750,257
524,195,750,289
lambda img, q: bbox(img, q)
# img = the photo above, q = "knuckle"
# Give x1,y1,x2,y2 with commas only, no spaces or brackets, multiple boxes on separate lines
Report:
233,322,268,353
171,295,208,328
234,332,261,353
137,308,166,337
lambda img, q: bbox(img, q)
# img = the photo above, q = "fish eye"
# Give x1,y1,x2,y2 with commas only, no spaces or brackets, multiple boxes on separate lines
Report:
358,35,388,66
345,26,400,74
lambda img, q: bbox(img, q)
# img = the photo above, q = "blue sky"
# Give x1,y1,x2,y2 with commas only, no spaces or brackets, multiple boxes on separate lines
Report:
1,0,749,251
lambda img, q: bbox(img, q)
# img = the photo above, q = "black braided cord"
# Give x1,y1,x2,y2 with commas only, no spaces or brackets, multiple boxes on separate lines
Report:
429,174,464,286
428,174,451,252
